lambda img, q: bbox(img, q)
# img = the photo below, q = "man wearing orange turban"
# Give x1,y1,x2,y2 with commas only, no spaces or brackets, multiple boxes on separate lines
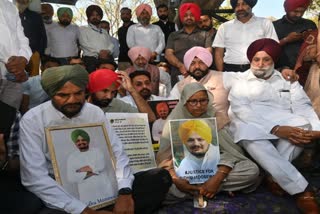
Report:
127,4,165,63
165,3,212,86
273,0,316,73
225,38,320,213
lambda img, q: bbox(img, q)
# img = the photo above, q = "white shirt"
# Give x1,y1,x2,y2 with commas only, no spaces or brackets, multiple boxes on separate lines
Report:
111,36,120,59
224,70,320,142
152,118,166,141
0,0,32,77
22,75,49,109
44,22,58,56
19,101,134,213
79,24,114,57
212,15,279,65
46,23,79,58
120,94,165,108
126,23,165,55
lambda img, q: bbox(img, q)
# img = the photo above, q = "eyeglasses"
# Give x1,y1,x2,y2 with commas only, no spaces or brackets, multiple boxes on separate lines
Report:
186,98,209,106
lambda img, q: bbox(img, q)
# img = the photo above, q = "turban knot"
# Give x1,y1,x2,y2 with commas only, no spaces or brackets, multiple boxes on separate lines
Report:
284,0,311,12
136,4,152,17
178,120,212,145
87,69,120,93
179,3,201,22
57,7,73,19
247,38,282,63
86,5,103,19
184,46,213,70
41,65,88,97
230,0,258,10
71,129,90,143
128,46,152,62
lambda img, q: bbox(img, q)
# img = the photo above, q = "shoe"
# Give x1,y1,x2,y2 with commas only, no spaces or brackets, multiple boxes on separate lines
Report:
264,176,286,196
296,191,320,214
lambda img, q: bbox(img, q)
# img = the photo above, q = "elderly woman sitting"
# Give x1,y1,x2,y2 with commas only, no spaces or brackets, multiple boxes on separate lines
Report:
156,82,260,201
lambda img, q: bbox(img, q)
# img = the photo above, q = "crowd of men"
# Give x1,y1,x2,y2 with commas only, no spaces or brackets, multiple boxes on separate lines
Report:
1,0,320,213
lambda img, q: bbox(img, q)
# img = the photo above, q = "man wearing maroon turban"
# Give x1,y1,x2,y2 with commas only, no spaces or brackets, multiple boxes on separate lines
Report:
273,0,316,72
79,5,114,73
225,38,320,214
87,68,156,122
126,3,165,63
213,0,278,72
165,3,212,86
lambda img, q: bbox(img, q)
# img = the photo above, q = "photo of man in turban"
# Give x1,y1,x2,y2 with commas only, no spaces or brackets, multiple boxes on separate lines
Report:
171,119,220,184
66,129,117,206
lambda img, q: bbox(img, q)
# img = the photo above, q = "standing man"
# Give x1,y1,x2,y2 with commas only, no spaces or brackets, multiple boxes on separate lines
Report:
100,20,120,59
213,0,278,72
79,5,114,73
127,4,165,63
198,12,217,41
165,3,212,86
47,7,80,65
117,7,136,70
273,0,316,82
153,4,176,61
41,3,57,57
16,0,47,76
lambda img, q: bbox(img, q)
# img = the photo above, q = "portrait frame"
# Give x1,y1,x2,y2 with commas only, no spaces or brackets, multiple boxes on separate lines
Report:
45,123,118,210
169,118,220,184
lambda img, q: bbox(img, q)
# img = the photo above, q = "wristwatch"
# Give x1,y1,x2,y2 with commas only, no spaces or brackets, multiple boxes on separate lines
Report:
118,187,132,195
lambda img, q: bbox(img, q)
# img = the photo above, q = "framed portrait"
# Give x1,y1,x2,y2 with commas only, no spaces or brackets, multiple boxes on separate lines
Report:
45,123,118,209
169,118,220,184
148,99,179,151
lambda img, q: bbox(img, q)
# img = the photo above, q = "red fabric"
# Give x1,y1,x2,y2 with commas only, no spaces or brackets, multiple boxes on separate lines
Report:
284,0,311,12
247,38,282,63
179,3,201,22
87,69,120,93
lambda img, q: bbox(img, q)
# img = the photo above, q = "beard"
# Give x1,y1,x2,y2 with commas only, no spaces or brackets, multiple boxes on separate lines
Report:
52,100,84,118
201,24,213,32
90,19,100,26
59,20,71,26
138,17,150,25
140,88,152,100
159,15,168,21
236,10,251,19
91,94,113,108
251,64,275,79
188,68,209,81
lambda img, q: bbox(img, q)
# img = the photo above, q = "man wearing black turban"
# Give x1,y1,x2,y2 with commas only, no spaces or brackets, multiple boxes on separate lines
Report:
212,0,279,73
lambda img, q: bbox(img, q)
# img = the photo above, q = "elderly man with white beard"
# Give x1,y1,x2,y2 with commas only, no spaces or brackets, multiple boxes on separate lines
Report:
224,38,320,214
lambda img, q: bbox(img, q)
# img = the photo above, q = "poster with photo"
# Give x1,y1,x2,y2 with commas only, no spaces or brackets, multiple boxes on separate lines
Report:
148,99,179,151
169,118,220,184
105,113,157,173
45,123,118,209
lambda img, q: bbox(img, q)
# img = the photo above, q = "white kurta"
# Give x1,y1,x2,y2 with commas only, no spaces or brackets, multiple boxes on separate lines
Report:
67,148,117,205
152,118,166,141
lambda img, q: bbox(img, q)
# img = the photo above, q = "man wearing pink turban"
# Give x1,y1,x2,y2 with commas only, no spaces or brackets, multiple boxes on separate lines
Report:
165,3,212,86
273,0,316,72
225,38,320,214
213,0,278,72
127,4,165,63
126,46,161,95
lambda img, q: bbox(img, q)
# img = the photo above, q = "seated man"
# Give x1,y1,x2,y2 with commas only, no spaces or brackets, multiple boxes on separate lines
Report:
126,46,160,95
19,65,171,214
120,70,165,107
87,69,156,122
97,58,118,71
225,38,320,213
